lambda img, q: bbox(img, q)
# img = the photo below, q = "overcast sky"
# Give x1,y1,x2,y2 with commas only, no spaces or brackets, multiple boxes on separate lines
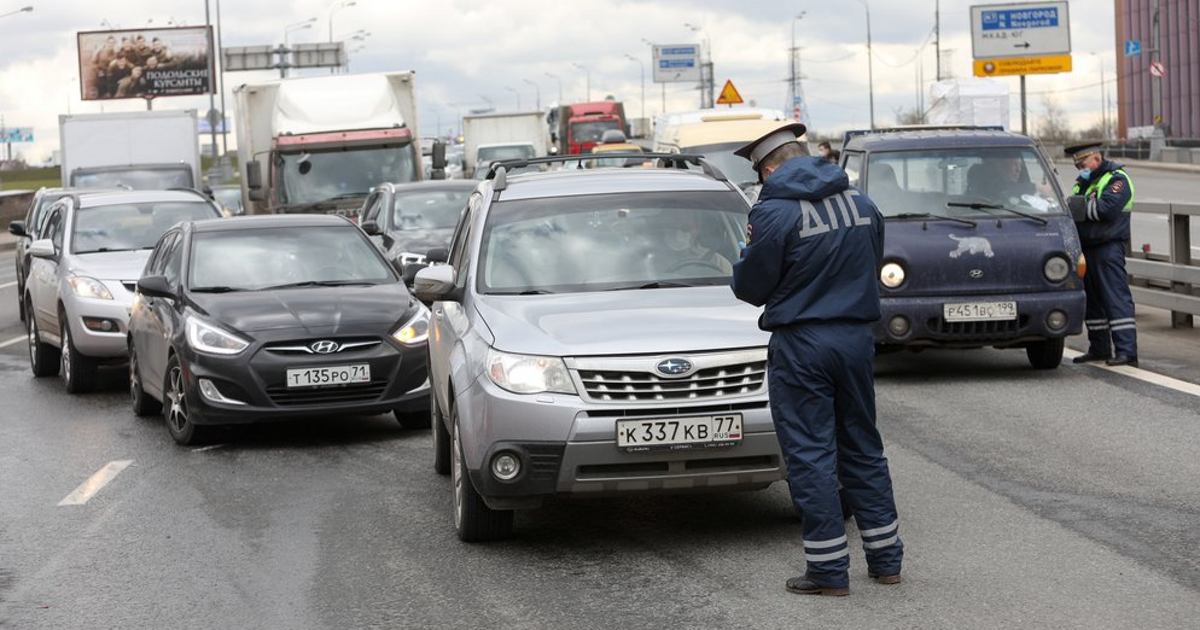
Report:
0,0,1118,163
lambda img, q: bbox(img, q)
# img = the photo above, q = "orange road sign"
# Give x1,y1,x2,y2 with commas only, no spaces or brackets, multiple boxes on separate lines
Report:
973,54,1072,77
716,80,744,105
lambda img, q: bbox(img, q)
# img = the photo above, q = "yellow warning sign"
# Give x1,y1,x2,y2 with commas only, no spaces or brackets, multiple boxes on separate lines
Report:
973,54,1072,78
716,80,744,105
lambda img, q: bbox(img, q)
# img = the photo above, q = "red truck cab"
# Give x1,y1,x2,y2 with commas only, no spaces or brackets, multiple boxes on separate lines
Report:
560,101,626,154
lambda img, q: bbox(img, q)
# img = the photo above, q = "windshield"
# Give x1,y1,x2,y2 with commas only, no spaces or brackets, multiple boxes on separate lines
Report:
865,147,1062,218
190,226,395,291
211,187,243,213
72,201,217,254
393,188,471,230
71,167,193,190
686,142,761,187
570,120,621,144
477,145,536,164
479,191,748,294
279,145,418,205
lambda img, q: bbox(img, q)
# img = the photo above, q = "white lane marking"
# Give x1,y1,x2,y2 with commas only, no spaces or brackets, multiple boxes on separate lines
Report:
1065,348,1200,398
191,444,225,452
0,280,16,289
0,335,26,349
57,460,134,506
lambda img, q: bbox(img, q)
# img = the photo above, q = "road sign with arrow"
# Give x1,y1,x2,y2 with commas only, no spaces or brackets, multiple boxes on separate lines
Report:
970,2,1071,60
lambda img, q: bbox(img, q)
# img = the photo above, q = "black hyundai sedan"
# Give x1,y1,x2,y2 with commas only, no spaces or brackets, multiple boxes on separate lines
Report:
128,214,431,445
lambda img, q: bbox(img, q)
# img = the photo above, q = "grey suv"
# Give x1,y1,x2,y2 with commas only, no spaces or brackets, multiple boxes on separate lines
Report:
414,155,784,541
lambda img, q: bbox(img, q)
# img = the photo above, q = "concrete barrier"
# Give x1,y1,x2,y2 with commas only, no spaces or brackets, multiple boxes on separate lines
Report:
1161,147,1191,164
1191,148,1200,166
0,190,34,228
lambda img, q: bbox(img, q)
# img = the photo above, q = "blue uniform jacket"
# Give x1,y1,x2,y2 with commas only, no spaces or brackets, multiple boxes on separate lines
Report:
731,156,885,330
1072,159,1133,247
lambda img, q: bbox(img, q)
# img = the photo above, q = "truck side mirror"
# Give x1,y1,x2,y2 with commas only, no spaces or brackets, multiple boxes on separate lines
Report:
430,142,447,180
246,160,264,201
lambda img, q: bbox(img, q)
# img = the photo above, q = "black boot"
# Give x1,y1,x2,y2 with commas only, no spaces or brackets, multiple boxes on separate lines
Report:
1072,351,1111,364
785,575,850,596
1106,355,1138,367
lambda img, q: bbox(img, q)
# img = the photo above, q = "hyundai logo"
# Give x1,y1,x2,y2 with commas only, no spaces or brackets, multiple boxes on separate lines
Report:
310,340,341,354
656,358,693,377
969,269,984,279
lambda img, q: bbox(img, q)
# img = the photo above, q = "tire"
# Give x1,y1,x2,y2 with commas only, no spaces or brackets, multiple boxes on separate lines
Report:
164,355,210,446
1026,338,1064,370
61,318,99,394
129,340,162,417
26,304,60,378
394,408,432,430
452,406,513,542
431,390,450,475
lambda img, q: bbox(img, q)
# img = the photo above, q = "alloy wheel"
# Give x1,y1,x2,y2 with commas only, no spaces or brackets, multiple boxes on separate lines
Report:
452,424,464,529
60,321,72,388
166,366,189,434
27,316,37,370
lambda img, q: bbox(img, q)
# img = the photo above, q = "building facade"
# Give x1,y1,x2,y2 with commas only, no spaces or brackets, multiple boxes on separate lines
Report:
1115,0,1200,140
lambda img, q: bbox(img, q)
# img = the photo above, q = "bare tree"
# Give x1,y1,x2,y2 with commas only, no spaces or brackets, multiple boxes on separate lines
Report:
1036,96,1074,143
895,107,926,126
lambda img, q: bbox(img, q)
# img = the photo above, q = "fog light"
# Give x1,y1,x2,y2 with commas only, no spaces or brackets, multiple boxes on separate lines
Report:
887,316,910,337
1046,310,1068,331
82,317,119,332
198,378,246,406
491,452,521,481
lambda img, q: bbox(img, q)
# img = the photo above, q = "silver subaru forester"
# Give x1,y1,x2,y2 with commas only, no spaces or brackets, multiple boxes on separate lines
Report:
414,156,784,541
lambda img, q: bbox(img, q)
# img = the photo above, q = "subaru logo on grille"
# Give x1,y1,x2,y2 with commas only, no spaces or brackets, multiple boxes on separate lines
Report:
969,269,984,279
310,340,341,354
656,358,693,377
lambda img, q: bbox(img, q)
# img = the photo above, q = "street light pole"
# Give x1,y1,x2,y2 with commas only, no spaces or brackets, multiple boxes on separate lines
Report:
545,72,562,103
0,5,32,19
523,78,540,111
854,0,876,129
572,63,590,101
328,0,356,74
642,38,666,114
283,18,316,77
790,12,805,123
504,86,521,111
624,54,645,121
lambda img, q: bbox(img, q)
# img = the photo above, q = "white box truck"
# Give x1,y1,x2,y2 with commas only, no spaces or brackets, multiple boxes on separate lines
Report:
462,111,550,176
235,71,432,215
58,110,201,189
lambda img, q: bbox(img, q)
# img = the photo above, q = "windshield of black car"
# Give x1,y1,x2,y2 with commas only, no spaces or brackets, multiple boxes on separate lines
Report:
864,147,1062,218
279,145,418,205
189,226,394,291
71,201,217,254
71,167,193,189
478,191,747,294
685,142,760,187
393,189,471,230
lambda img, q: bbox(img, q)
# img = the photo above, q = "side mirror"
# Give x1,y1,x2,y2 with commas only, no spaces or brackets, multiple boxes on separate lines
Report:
28,239,56,259
426,247,449,264
246,160,264,201
201,184,214,199
430,142,447,180
413,264,458,303
360,220,381,236
8,221,27,237
136,275,175,300
402,262,427,286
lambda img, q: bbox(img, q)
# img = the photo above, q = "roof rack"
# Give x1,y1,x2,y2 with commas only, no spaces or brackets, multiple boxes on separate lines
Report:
842,125,1007,147
487,152,728,192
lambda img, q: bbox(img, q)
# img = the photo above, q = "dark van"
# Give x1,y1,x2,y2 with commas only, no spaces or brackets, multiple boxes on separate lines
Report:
839,128,1086,369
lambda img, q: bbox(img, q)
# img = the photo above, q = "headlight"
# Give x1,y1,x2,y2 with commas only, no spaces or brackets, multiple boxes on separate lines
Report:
391,303,430,346
1043,256,1071,282
880,262,906,289
486,348,577,395
68,275,113,300
186,316,250,356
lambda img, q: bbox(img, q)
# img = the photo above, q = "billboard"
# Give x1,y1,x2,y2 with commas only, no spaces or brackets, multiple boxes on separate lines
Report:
78,26,215,101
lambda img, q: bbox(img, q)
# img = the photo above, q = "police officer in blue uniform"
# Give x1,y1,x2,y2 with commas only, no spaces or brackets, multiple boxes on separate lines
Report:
731,124,903,596
1066,142,1138,367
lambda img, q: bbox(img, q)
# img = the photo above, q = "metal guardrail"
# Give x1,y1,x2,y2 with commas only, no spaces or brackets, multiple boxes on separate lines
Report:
1126,201,1198,328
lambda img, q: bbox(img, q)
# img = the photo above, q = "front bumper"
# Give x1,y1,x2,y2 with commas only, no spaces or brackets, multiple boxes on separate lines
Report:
458,375,783,510
63,291,135,358
873,289,1085,348
181,339,429,425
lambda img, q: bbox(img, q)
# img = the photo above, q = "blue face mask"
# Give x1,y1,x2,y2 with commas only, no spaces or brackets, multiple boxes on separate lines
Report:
1079,168,1092,180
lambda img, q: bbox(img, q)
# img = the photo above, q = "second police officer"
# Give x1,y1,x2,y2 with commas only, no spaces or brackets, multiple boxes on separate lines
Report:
730,124,903,596
1065,142,1139,367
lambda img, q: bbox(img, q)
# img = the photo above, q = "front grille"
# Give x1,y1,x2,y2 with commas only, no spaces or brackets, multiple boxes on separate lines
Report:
578,361,767,402
265,381,389,406
121,282,137,293
525,444,563,481
585,401,767,418
929,315,1029,338
264,338,382,355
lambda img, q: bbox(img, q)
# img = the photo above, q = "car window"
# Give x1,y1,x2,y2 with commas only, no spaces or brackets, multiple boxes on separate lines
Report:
393,188,471,231
162,233,184,287
189,225,395,291
450,194,482,289
361,192,383,225
71,201,217,254
843,152,863,188
478,190,747,294
865,147,1061,217
46,207,65,252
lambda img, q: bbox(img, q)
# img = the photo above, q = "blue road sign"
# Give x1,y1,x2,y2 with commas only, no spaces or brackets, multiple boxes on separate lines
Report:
0,127,34,143
1124,40,1141,57
981,7,1059,30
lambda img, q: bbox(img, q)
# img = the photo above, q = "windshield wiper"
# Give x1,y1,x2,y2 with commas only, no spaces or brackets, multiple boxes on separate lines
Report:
259,280,377,290
946,202,1049,226
319,192,368,203
191,286,246,293
892,212,978,228
77,247,138,254
606,281,695,291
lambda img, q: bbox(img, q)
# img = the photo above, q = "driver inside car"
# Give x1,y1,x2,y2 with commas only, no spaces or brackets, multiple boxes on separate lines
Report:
656,212,733,275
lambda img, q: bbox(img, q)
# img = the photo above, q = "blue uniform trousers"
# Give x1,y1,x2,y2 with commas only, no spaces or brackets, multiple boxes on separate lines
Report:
1082,241,1138,358
767,321,903,588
